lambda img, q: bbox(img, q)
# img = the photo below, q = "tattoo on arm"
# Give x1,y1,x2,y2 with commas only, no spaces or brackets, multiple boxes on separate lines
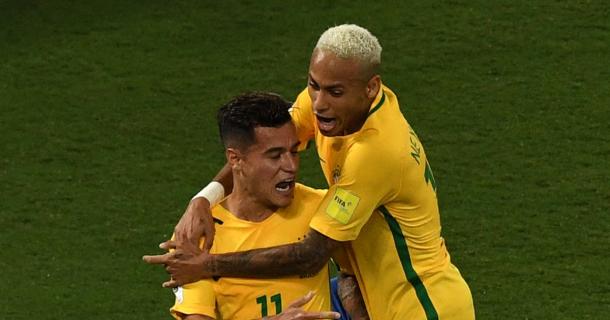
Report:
208,229,340,278
338,273,369,320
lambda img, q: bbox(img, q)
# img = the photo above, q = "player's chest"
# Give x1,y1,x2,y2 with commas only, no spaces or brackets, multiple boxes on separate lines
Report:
211,223,310,253
213,279,319,320
315,137,350,185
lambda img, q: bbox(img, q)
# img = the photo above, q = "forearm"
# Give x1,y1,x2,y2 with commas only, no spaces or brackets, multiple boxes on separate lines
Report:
192,163,233,204
174,163,233,248
337,273,369,320
207,229,338,278
212,162,233,195
187,162,232,221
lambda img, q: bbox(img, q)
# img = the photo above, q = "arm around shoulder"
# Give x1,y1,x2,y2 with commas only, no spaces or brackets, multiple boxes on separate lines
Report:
209,229,341,278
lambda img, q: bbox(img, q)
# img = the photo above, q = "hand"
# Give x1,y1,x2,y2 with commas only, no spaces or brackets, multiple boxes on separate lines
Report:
174,197,215,251
265,292,340,320
142,240,213,288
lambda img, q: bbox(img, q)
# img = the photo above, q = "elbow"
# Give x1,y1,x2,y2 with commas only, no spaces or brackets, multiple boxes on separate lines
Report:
296,259,328,278
293,249,331,277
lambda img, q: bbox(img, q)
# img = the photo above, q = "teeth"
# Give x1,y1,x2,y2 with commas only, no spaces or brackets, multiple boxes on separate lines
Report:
318,119,336,132
275,179,294,192
317,115,333,122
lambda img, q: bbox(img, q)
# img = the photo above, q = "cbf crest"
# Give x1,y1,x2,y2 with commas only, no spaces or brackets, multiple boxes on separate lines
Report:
332,166,341,184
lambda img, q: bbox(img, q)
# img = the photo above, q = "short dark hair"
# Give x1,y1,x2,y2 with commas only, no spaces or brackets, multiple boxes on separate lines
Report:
217,92,292,150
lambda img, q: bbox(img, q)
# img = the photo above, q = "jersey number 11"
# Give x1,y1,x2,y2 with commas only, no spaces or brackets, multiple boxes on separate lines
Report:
256,293,282,317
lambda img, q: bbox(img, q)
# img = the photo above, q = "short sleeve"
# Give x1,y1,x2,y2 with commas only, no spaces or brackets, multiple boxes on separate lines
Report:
170,280,217,319
309,141,396,241
290,88,315,151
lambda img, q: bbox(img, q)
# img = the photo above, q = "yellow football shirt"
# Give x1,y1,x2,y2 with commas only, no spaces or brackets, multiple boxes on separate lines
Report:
291,84,474,319
170,183,331,320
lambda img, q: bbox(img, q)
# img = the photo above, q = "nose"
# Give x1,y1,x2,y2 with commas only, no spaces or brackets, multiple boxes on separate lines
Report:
281,152,298,173
311,90,329,114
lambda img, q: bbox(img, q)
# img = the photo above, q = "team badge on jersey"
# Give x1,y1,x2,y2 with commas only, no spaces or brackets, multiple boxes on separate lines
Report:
326,187,360,224
332,167,341,184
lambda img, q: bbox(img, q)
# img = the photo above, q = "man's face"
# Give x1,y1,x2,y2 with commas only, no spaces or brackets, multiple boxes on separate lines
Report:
307,49,378,137
237,122,300,210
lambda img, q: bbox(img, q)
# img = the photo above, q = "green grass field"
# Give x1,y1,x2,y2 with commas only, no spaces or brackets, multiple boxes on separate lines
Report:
1,1,608,318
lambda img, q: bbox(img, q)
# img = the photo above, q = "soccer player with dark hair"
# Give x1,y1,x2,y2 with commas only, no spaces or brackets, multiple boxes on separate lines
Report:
166,92,342,320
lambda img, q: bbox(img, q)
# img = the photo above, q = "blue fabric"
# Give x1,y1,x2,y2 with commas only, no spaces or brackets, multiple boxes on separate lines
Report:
330,277,351,320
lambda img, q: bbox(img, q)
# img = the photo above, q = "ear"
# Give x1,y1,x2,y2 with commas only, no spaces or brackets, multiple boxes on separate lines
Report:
226,148,242,170
366,75,381,99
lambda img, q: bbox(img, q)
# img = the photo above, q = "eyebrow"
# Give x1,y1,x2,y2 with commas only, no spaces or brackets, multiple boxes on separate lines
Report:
308,73,344,90
264,141,300,155
264,147,285,155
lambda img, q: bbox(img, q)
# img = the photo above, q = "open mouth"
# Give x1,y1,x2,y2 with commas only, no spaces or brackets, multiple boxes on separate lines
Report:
275,178,295,192
315,114,337,133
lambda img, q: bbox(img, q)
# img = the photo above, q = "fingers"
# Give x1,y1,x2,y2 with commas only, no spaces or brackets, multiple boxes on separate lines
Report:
202,226,215,252
176,226,190,244
177,201,215,250
288,291,315,308
159,240,177,251
174,198,208,243
303,311,341,319
142,252,171,265
200,206,216,252
162,279,180,288
173,215,189,243
284,292,339,319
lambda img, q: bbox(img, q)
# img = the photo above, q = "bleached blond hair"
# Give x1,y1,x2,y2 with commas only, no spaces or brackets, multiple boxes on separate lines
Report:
315,24,382,67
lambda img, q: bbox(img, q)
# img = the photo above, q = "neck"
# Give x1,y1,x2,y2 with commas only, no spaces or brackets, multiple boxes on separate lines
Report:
344,112,369,135
224,182,276,222
344,94,379,135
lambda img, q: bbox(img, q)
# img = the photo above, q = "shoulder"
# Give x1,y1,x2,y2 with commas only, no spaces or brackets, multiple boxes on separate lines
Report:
279,183,326,220
291,88,311,109
210,203,231,225
294,183,326,203
371,86,408,130
349,86,409,164
347,130,402,171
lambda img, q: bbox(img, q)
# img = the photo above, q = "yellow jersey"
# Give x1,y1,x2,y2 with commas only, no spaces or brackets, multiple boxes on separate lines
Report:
170,184,331,320
291,84,474,319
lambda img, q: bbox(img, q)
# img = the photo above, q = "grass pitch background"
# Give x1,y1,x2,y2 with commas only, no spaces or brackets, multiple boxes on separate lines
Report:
1,1,608,318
